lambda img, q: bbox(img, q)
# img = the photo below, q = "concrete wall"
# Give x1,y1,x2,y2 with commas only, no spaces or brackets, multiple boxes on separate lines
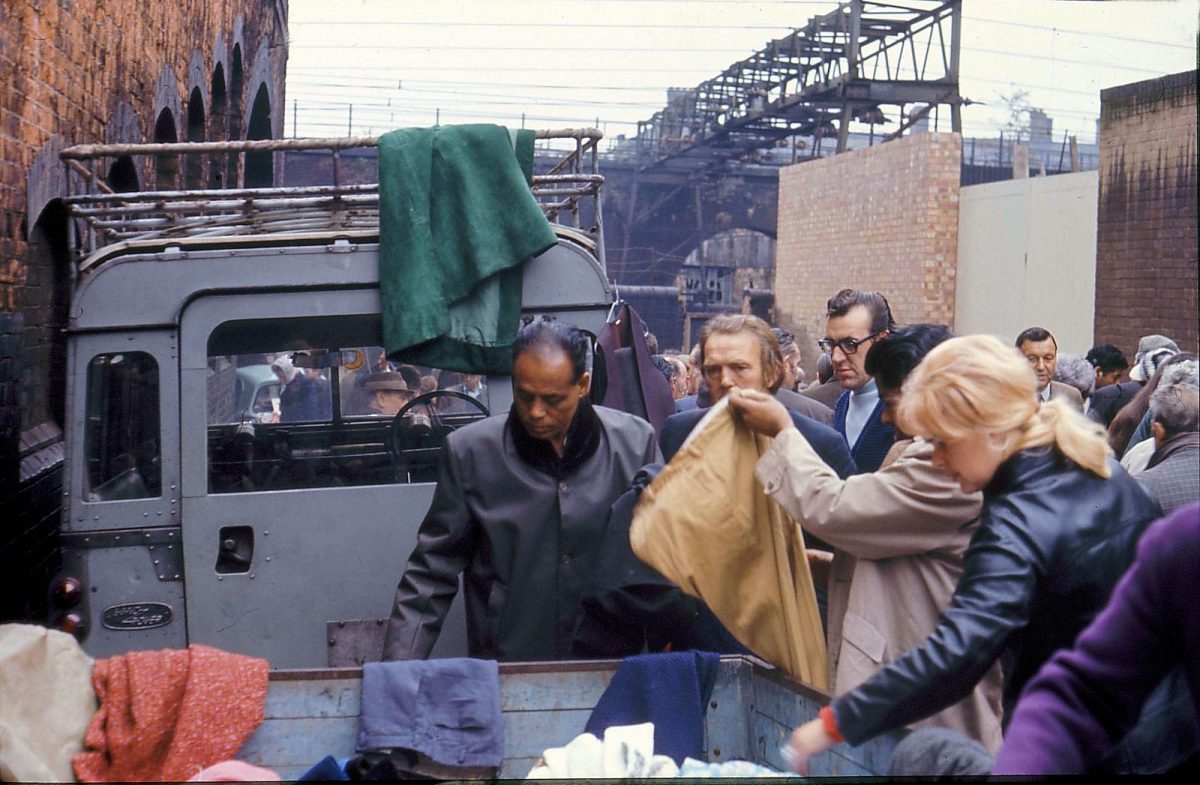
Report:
955,171,1098,353
1094,70,1198,357
774,132,961,377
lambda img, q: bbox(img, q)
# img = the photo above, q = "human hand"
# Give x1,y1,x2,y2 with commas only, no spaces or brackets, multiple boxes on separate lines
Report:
781,717,838,774
727,388,793,437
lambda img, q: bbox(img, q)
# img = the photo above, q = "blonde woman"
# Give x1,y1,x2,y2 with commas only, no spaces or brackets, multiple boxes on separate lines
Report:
782,334,1163,774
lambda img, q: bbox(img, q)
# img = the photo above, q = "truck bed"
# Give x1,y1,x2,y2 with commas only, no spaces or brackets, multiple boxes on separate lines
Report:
238,656,902,778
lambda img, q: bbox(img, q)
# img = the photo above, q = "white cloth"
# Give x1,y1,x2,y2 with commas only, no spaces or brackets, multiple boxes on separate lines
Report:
845,378,879,448
1121,437,1156,476
0,624,97,783
526,723,678,779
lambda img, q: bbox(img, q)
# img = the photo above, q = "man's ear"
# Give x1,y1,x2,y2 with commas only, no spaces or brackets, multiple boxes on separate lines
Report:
577,372,592,397
767,365,783,391
1151,420,1167,444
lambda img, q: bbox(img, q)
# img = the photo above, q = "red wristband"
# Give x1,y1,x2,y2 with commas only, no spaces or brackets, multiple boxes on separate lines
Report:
819,705,845,743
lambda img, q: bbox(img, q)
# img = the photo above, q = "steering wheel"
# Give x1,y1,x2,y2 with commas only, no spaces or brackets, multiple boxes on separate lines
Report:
388,390,490,478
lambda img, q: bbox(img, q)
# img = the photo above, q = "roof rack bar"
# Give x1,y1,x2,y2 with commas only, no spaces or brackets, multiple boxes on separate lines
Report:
60,128,603,160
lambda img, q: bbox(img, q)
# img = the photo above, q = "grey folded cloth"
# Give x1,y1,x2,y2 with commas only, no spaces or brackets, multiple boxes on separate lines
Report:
887,727,993,776
357,657,503,768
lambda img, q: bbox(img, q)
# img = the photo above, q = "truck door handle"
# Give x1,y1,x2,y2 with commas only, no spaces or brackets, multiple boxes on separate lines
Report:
215,525,254,574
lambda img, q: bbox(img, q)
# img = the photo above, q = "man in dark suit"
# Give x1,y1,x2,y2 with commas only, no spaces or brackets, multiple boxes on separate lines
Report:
821,289,896,472
660,314,856,477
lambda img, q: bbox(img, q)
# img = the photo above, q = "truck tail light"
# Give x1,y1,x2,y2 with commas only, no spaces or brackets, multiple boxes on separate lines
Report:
52,577,83,607
57,611,86,639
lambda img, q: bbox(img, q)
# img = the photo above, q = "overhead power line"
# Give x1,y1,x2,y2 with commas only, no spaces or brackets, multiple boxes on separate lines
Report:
288,15,1195,51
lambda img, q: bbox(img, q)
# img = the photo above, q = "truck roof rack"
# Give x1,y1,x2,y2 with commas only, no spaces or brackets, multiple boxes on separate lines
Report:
59,128,604,265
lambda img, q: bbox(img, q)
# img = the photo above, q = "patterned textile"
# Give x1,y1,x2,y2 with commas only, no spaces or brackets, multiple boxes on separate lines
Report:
1137,434,1200,515
73,644,269,783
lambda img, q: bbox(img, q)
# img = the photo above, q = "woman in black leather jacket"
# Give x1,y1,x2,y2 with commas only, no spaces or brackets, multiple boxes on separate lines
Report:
783,334,1162,772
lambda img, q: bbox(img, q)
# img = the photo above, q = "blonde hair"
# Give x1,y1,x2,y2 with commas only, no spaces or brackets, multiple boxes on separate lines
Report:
896,334,1112,478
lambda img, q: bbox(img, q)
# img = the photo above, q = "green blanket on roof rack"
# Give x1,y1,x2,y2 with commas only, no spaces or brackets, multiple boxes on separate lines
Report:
378,124,557,375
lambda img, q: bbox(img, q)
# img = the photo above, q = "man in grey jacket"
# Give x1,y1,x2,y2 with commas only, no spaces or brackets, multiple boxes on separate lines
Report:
1136,366,1199,515
728,325,1004,752
383,319,660,662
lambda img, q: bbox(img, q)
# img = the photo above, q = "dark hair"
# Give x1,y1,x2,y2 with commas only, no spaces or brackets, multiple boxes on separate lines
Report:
1015,327,1056,350
651,354,676,382
816,352,833,384
1085,343,1129,373
395,364,422,391
826,289,896,334
864,324,955,391
1109,351,1197,454
512,317,591,382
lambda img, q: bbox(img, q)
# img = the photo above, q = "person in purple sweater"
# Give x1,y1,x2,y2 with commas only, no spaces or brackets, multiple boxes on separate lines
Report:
994,502,1200,775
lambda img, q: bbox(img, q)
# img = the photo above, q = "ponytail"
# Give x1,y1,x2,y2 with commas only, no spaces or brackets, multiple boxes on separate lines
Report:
1016,399,1112,478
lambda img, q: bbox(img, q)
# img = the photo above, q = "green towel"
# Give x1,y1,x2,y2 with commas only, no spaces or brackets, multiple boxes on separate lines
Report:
378,124,557,374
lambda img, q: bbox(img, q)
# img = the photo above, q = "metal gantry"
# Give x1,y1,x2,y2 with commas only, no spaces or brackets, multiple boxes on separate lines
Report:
625,0,962,174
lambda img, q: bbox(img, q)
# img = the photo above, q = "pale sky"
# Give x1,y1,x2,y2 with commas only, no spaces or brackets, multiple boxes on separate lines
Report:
284,0,1199,147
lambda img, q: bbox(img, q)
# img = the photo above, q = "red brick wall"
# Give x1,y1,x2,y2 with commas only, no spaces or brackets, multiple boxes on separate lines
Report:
1095,70,1198,358
1,0,286,459
774,132,962,376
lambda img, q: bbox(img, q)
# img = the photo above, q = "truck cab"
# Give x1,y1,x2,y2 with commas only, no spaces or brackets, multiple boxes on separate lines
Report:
48,131,610,667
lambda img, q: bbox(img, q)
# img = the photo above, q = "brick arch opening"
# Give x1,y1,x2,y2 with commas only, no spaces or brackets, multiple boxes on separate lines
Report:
153,109,179,190
678,228,776,313
244,84,273,187
26,200,72,428
209,64,228,188
105,156,140,193
185,87,206,189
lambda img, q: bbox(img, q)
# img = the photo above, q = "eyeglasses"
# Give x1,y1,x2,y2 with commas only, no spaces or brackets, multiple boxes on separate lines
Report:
817,330,884,356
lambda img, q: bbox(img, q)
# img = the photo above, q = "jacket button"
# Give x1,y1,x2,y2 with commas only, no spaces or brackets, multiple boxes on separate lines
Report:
559,482,569,494
560,553,571,565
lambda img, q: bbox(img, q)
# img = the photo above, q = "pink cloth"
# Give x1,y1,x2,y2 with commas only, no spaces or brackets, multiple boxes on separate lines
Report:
188,760,281,781
73,644,269,782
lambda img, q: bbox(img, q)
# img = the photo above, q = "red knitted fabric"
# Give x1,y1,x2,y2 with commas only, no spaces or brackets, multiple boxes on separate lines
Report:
72,644,268,782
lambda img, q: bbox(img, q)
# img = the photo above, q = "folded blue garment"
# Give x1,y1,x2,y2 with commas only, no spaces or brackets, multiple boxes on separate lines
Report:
357,658,503,768
297,755,348,781
584,650,721,765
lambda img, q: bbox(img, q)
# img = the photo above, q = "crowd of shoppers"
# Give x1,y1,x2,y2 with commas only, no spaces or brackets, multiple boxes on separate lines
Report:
383,289,1198,776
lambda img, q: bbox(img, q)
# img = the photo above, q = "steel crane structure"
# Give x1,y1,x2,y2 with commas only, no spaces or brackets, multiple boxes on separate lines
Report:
624,0,963,175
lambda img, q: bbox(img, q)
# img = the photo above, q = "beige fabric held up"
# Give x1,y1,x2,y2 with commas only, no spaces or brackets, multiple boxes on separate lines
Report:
0,623,97,782
630,399,828,690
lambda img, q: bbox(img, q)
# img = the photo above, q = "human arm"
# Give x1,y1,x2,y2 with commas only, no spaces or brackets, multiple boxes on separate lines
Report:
755,426,979,559
823,505,1041,744
382,440,473,660
993,507,1197,774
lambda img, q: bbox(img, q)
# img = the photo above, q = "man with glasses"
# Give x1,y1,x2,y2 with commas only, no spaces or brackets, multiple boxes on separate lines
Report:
820,289,896,472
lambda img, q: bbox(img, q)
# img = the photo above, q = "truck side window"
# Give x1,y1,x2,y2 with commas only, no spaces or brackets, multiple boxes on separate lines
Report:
84,352,161,501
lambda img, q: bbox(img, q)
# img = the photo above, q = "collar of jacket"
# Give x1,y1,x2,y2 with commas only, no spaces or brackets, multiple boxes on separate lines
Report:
1147,430,1200,470
984,446,1065,497
507,397,603,479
